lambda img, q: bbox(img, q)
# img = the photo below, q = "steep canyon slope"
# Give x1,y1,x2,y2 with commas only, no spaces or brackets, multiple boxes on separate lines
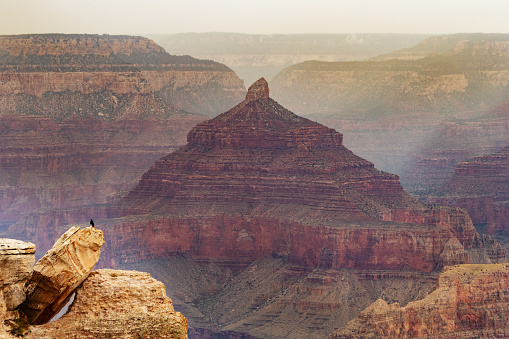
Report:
0,34,245,233
423,145,509,254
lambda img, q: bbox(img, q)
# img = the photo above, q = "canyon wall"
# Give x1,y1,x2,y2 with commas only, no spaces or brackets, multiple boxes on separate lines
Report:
330,263,509,338
150,33,430,85
0,34,247,230
269,34,509,177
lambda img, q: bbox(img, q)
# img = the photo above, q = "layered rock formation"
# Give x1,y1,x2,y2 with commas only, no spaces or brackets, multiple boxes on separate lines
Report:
0,34,245,116
0,239,35,310
330,263,509,338
151,33,430,85
0,34,248,236
270,34,509,177
422,145,509,253
110,78,501,272
30,269,188,339
21,226,104,324
69,78,504,337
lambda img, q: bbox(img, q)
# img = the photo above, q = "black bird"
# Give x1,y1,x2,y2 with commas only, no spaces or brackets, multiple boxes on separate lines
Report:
90,219,95,227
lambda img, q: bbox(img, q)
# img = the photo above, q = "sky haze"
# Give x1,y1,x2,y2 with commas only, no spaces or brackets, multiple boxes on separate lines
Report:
0,0,508,35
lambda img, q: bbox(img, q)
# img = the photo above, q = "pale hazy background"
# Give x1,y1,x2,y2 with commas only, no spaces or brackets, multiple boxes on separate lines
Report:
0,0,508,35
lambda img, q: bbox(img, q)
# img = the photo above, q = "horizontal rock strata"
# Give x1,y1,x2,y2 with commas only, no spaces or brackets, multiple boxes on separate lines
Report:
330,263,509,338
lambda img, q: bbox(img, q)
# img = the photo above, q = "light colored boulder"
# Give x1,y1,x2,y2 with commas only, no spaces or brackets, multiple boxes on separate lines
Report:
29,269,188,339
20,226,104,325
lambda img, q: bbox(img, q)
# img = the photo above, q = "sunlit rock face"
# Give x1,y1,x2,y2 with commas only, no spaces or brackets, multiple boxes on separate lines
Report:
20,226,104,325
330,264,509,339
29,269,188,339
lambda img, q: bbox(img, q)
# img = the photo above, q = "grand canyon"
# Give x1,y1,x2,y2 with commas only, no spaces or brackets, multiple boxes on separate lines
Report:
1,20,509,339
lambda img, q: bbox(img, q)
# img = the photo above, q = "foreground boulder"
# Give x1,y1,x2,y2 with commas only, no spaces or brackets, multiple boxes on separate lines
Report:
330,263,509,338
29,269,188,339
0,239,35,310
20,226,104,325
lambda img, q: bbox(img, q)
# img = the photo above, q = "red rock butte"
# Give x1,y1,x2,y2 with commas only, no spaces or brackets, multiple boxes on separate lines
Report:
187,78,343,149
110,78,505,272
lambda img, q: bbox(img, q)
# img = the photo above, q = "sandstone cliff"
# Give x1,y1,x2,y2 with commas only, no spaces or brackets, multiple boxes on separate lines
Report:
330,263,509,338
0,239,35,311
1,228,188,338
29,269,188,339
21,226,104,324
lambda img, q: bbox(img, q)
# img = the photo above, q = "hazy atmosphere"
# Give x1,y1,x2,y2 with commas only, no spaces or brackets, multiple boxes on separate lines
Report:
1,0,508,34
2,1,509,338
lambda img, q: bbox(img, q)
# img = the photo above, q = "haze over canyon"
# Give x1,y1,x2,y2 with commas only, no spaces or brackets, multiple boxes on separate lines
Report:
0,25,509,339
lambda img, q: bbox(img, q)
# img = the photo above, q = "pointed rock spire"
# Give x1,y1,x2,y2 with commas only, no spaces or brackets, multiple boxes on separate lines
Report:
187,77,343,148
245,77,269,102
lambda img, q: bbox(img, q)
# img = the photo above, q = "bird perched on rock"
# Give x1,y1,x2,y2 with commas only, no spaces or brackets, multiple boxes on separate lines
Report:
90,219,95,227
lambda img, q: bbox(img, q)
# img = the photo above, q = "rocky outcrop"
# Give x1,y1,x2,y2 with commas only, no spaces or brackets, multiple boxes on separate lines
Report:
0,239,35,310
330,263,509,338
29,269,188,339
20,226,104,325
1,228,189,338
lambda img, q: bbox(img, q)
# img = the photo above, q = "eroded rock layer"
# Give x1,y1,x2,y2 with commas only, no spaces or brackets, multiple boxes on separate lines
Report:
108,79,503,273
29,269,188,339
423,145,509,254
330,263,509,338
0,34,237,230
0,34,245,116
0,239,35,310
